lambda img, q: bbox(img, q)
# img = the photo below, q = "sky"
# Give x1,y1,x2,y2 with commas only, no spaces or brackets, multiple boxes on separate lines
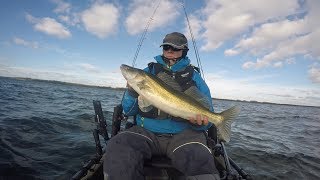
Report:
0,0,319,107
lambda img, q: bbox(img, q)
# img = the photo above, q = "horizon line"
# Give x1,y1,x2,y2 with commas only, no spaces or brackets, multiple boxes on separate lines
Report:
1,75,319,108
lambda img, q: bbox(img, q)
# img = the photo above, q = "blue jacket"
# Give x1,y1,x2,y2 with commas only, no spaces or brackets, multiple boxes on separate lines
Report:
121,55,214,134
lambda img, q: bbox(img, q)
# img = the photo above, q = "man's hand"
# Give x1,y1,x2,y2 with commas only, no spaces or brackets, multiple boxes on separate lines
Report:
189,114,209,125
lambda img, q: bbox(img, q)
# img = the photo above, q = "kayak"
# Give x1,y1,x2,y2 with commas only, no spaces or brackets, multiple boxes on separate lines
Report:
71,101,252,180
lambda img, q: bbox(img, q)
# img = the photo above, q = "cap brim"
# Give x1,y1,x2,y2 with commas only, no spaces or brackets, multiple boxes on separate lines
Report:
160,43,184,49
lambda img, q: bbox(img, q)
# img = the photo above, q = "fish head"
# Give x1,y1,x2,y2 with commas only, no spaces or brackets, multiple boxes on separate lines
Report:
120,64,147,90
120,64,144,80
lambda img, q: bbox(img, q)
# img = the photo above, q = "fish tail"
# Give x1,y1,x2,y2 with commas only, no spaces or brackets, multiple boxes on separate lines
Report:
216,105,240,143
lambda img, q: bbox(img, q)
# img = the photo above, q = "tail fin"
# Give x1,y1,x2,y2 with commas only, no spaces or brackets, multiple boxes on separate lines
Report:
217,106,240,143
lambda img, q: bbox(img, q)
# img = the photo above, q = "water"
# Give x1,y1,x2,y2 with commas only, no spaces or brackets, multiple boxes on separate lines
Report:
0,76,319,180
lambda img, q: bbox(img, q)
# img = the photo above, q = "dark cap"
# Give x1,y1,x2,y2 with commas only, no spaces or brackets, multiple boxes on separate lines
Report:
160,32,188,50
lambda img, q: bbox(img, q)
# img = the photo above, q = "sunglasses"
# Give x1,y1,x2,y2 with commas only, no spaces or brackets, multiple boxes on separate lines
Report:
163,45,182,52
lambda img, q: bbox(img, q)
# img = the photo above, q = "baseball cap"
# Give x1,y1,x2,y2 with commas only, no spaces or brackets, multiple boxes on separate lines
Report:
160,32,188,50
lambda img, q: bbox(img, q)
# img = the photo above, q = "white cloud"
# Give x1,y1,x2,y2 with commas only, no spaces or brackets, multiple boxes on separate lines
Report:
183,14,203,42
273,61,283,68
58,15,69,23
78,63,100,73
0,64,126,88
50,0,80,26
125,0,180,35
26,14,71,39
13,37,39,49
225,49,239,56
235,0,320,70
243,29,319,69
197,0,299,51
308,63,320,83
52,0,71,14
81,3,119,39
226,19,307,56
286,58,296,65
58,14,80,26
187,0,320,84
205,73,320,107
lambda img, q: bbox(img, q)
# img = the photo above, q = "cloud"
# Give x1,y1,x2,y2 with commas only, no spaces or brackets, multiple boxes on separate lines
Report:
77,63,100,73
308,63,320,83
205,73,320,107
242,29,319,69
273,61,283,68
51,0,80,26
125,0,180,35
26,14,71,39
226,19,307,57
0,64,126,88
236,0,320,70
57,14,80,26
13,37,39,49
52,0,71,14
183,14,203,42
81,3,119,38
197,0,299,51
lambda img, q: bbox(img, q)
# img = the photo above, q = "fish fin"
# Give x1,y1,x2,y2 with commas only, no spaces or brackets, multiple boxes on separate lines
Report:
184,86,211,109
157,72,182,91
216,106,240,143
138,96,153,112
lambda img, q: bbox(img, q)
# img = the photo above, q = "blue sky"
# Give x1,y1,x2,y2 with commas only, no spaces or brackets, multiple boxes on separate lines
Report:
0,0,319,107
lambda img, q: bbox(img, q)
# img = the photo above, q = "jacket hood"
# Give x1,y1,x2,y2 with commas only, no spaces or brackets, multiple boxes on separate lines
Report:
154,55,190,72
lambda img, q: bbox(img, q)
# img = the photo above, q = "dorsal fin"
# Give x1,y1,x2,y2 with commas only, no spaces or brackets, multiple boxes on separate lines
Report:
184,86,211,109
157,72,182,91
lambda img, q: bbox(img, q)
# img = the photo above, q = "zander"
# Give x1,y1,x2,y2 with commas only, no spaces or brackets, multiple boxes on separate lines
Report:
120,64,240,142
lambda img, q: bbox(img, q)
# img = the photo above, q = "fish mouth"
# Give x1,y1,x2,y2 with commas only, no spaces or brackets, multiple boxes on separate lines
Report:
120,64,130,72
120,64,138,80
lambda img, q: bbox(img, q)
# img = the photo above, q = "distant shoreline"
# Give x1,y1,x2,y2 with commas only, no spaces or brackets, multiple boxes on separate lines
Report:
1,76,319,108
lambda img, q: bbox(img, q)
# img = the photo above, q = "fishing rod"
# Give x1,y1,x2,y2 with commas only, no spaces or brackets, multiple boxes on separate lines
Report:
132,0,161,67
229,157,252,180
93,100,109,142
214,141,252,180
131,0,205,80
180,2,205,80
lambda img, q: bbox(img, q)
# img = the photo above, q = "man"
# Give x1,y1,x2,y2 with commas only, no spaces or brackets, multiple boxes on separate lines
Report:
104,32,220,180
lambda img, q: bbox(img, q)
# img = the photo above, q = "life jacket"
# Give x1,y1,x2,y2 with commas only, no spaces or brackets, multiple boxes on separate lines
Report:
138,62,200,120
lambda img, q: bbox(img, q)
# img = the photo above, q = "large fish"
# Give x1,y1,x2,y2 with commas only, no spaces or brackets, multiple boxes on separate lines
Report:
120,64,240,142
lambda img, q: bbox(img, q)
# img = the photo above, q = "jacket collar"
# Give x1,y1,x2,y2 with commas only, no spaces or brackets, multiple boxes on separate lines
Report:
154,55,190,72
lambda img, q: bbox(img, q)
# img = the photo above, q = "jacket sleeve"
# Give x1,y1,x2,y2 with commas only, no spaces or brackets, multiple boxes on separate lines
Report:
121,90,138,116
121,66,151,116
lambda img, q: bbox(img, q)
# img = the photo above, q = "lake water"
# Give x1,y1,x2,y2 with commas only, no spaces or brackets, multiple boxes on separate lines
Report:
0,76,319,180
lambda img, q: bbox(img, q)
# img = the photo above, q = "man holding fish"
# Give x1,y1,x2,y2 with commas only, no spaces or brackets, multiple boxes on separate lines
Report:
104,32,239,180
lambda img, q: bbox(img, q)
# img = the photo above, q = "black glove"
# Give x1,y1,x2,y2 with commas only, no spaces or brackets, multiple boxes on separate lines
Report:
127,84,138,98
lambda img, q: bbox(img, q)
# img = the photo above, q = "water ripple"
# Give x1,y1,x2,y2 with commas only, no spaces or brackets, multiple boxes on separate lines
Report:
1,77,319,179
